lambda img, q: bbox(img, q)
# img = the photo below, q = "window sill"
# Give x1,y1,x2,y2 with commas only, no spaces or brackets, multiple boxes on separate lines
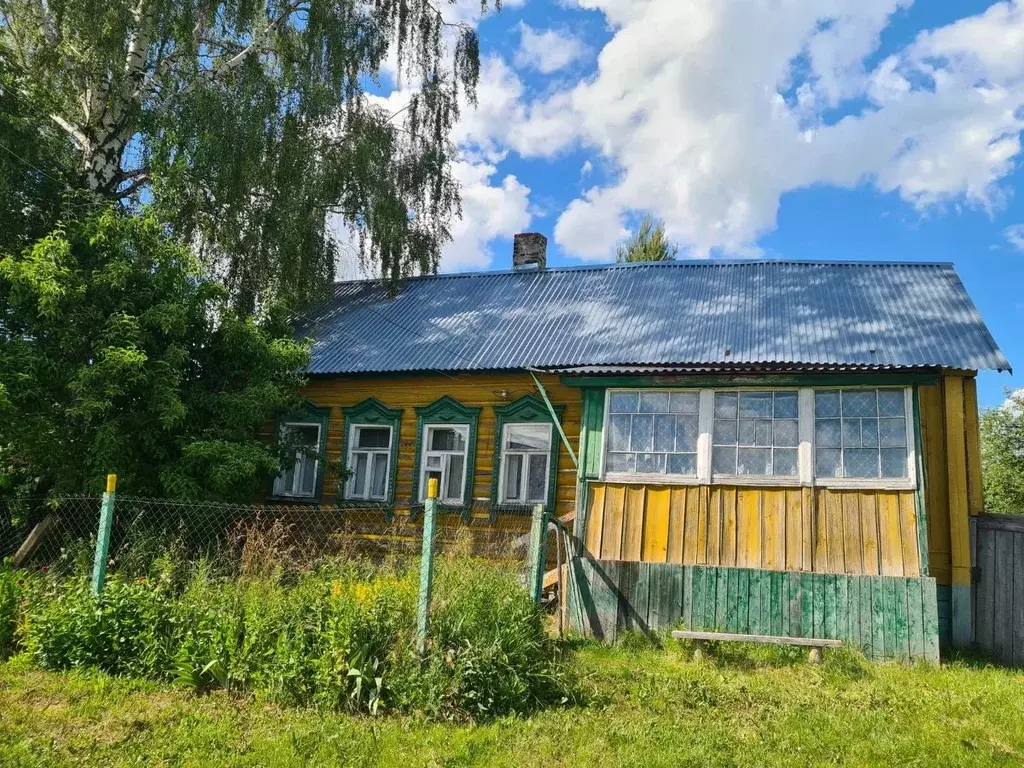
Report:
267,493,320,504
596,475,916,492
814,478,916,491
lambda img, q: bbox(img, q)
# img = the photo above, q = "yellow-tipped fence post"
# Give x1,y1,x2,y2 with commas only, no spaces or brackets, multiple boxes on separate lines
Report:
527,503,549,604
416,477,439,656
91,474,117,595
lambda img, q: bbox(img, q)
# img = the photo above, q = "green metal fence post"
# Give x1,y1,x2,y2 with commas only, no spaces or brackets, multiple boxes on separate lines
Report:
91,474,117,595
416,477,439,657
527,503,549,604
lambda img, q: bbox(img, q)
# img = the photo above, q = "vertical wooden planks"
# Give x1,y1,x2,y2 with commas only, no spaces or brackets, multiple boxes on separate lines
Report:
584,483,606,557
976,525,995,653
1014,532,1024,669
785,488,804,571
919,383,951,585
667,488,687,564
842,493,863,574
860,492,880,576
877,493,905,577
898,493,920,577
707,488,723,566
943,376,972,648
906,578,924,661
763,490,786,571
737,489,762,569
825,490,846,573
601,484,625,561
963,377,984,516
894,578,910,662
993,529,1014,661
801,486,815,573
721,488,738,567
621,486,646,561
824,574,838,639
642,487,671,563
683,487,701,564
922,577,940,663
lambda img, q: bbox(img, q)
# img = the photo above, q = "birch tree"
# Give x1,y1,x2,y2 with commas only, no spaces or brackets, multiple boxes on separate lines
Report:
0,0,492,311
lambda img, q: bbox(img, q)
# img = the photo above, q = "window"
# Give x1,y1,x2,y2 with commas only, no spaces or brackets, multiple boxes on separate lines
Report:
273,422,322,498
420,425,470,504
500,424,552,503
346,425,392,500
712,391,799,477
814,389,909,479
604,390,699,476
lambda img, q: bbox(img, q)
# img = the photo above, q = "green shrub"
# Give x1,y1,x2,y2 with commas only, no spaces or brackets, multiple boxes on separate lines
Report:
0,561,21,657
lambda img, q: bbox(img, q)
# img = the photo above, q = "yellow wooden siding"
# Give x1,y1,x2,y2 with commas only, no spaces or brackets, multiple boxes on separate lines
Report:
919,382,951,585
581,483,920,576
299,372,581,521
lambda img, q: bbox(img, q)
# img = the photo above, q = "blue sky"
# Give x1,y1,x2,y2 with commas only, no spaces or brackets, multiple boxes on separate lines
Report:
356,1,1024,407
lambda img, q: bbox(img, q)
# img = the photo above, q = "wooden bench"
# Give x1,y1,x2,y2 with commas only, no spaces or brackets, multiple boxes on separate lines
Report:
671,630,844,663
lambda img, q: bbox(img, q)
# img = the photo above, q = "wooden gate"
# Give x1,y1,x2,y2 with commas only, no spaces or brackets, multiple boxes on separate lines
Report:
972,514,1024,667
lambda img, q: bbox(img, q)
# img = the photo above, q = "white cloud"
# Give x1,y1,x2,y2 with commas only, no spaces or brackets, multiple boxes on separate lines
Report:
442,161,532,270
539,0,1024,259
553,187,628,261
1006,223,1024,251
514,23,589,74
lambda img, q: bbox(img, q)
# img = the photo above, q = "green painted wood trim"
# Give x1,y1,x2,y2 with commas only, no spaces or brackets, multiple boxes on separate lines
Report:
566,559,941,663
560,372,940,389
491,394,564,514
91,491,116,595
339,398,403,511
411,395,482,519
416,494,438,656
579,389,605,480
912,387,930,576
268,403,331,503
529,372,578,468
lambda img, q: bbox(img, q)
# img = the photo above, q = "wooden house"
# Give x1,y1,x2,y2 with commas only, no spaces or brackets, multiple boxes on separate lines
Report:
274,234,1009,662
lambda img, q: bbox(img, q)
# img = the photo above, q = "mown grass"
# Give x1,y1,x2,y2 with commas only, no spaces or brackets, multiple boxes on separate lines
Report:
1,640,1022,767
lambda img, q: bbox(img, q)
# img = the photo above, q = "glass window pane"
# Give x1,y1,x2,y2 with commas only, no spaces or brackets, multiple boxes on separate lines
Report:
674,414,698,451
429,427,463,451
842,391,877,418
670,392,699,413
426,454,442,469
352,453,368,496
610,391,638,413
861,420,879,448
712,446,737,474
630,414,654,452
504,454,523,501
276,466,295,495
506,424,550,451
653,414,675,452
445,454,465,500
774,392,798,418
291,424,320,448
527,454,548,501
299,455,317,495
356,427,390,449
714,419,738,446
608,414,631,451
815,419,841,448
739,392,772,418
738,419,756,446
881,448,908,478
815,391,841,418
636,452,666,474
737,448,771,476
879,418,906,448
773,419,798,447
606,452,635,473
844,448,879,478
667,453,697,475
714,392,737,418
878,390,905,417
370,454,388,498
638,392,670,413
842,419,861,448
754,420,772,447
815,448,842,478
773,448,798,476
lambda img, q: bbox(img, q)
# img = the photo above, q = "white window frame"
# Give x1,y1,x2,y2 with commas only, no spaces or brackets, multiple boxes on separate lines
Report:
600,389,703,485
273,421,323,498
419,423,471,505
345,423,393,501
498,423,553,505
599,386,916,491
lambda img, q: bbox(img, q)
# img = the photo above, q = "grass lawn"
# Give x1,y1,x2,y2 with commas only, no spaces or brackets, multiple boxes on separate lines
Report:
1,642,1022,767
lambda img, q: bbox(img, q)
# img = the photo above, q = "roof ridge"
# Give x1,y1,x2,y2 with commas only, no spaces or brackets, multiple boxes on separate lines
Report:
332,258,957,287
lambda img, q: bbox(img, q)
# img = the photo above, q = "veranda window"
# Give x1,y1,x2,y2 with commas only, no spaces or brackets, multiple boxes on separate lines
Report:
499,423,552,504
711,391,799,478
604,390,699,477
420,425,470,504
814,389,910,479
346,425,392,500
273,422,322,498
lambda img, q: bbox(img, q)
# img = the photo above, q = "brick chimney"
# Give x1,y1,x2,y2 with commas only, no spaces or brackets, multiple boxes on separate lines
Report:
512,232,547,271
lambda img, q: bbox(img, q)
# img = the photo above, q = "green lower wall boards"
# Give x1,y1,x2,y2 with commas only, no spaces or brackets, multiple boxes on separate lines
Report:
565,557,940,663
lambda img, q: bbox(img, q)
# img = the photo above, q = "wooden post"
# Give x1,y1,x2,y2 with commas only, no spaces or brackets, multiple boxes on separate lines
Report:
91,474,117,595
527,503,549,604
416,477,439,656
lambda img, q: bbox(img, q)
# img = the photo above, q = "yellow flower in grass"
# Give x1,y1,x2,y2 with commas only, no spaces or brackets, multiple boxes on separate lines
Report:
331,582,342,598
353,582,372,605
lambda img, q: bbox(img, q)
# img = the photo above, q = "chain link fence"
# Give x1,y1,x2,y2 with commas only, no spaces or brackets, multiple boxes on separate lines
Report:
0,495,557,583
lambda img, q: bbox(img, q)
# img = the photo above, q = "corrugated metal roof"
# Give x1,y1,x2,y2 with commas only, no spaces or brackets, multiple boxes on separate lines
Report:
298,260,1010,375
